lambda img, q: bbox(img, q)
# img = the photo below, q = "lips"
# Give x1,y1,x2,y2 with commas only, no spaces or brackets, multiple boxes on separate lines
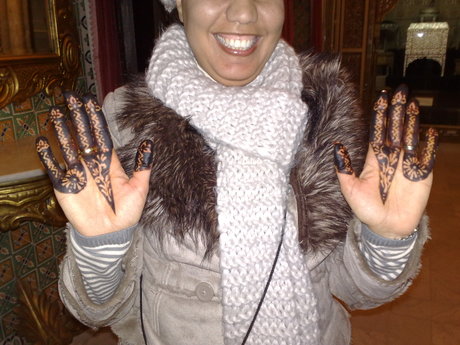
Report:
214,33,259,56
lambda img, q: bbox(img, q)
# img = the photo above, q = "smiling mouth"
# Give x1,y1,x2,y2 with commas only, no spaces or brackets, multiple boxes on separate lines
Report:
214,34,259,53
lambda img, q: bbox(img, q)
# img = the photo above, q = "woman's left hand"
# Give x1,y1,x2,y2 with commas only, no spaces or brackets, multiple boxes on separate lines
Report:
334,85,439,239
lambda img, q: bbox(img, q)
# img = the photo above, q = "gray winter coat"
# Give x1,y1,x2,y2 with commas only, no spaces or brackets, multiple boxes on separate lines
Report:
59,53,430,345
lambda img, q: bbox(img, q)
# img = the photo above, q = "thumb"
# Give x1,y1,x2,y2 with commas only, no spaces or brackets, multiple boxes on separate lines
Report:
333,143,357,197
129,140,154,193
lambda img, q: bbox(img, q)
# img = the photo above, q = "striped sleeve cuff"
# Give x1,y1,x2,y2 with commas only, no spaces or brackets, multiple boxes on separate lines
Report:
69,224,135,304
359,223,417,281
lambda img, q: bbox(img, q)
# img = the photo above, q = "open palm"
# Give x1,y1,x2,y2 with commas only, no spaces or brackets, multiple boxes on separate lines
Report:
36,92,153,236
334,85,438,239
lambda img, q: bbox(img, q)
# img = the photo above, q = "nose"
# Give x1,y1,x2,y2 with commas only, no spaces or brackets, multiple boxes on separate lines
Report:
226,0,258,24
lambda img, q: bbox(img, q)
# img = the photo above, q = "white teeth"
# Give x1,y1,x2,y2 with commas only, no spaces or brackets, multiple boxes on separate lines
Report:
216,35,256,51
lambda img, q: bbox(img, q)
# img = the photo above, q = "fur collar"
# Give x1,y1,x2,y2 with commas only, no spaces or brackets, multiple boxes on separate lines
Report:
116,52,367,256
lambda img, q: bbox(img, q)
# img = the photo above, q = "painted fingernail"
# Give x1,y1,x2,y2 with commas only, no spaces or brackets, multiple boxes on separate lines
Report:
334,143,354,175
134,140,154,172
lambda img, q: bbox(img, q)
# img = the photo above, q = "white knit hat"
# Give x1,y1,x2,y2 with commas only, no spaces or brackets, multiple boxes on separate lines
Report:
160,0,176,12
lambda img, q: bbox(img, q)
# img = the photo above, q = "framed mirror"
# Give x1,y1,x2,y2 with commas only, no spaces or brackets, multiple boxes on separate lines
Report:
0,0,80,109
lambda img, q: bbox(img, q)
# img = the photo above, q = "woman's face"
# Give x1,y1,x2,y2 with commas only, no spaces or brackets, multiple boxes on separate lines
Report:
176,0,285,86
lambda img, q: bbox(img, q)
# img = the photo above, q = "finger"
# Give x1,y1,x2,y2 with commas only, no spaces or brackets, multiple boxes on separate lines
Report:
402,128,438,181
129,140,154,198
64,91,96,154
36,137,88,194
134,140,154,172
82,93,115,208
403,99,420,152
36,136,65,185
421,128,439,172
333,143,354,175
82,93,113,154
370,90,389,146
49,106,79,166
387,84,408,147
65,91,115,212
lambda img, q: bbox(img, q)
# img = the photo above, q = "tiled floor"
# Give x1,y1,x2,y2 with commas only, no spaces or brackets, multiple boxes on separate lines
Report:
350,142,460,345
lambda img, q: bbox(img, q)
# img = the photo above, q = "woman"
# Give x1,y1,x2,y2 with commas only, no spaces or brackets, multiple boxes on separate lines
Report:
36,0,438,344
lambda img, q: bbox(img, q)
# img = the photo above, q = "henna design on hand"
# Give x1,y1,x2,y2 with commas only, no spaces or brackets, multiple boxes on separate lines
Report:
36,91,116,212
36,136,87,193
134,140,154,172
370,86,438,203
402,102,439,181
370,89,402,203
78,93,115,211
334,143,354,175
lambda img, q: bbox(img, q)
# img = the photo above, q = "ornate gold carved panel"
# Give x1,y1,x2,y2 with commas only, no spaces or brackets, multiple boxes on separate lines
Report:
0,176,66,232
0,0,80,108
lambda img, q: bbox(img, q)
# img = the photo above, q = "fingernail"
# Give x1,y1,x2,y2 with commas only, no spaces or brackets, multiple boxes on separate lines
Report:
334,143,354,175
134,140,154,172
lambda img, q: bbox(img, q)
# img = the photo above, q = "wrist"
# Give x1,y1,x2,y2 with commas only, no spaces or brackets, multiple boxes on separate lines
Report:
366,224,418,241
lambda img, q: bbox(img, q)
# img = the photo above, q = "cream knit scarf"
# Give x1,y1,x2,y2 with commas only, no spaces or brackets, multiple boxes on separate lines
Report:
146,25,319,345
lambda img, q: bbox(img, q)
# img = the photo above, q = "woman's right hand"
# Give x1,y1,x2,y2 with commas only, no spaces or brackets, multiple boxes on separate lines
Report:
36,91,153,236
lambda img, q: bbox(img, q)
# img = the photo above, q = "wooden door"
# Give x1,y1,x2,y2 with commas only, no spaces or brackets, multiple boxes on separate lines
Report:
319,0,399,111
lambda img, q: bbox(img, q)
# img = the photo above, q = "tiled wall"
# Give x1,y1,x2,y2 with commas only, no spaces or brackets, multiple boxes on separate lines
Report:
0,222,67,343
0,0,94,145
0,1,93,343
0,85,84,144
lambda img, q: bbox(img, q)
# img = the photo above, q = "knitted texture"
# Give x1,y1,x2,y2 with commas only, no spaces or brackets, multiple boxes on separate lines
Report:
146,25,319,345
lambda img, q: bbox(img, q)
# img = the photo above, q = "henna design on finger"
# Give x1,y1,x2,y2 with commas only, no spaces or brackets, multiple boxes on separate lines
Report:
371,144,401,203
370,88,406,204
83,94,113,154
369,92,389,145
333,143,354,175
36,137,87,193
49,107,79,166
387,86,408,147
61,167,87,192
64,91,96,153
80,94,115,212
134,140,154,172
402,128,439,181
403,100,420,151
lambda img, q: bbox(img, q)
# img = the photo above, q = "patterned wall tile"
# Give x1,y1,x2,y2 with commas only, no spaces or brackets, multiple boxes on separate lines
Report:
37,258,58,290
12,100,33,115
0,261,13,287
0,119,14,143
1,311,19,338
35,239,53,264
37,111,52,134
12,113,38,140
0,105,12,119
30,222,53,244
12,246,36,278
42,280,60,303
52,231,67,258
0,234,12,262
0,281,18,317
31,92,53,113
10,225,31,252
20,272,38,293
